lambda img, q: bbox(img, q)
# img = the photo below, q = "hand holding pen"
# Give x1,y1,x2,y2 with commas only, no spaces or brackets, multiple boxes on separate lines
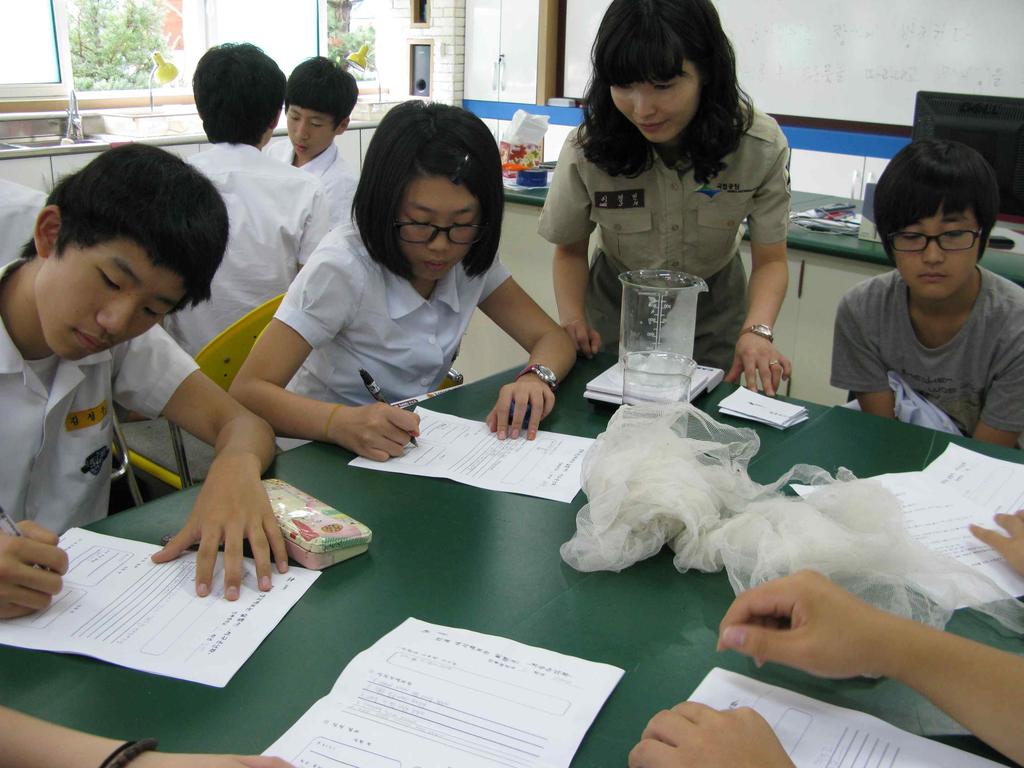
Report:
321,368,421,462
0,506,68,619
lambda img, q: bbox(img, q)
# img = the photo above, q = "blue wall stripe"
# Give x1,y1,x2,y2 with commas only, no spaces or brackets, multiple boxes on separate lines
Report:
463,100,910,159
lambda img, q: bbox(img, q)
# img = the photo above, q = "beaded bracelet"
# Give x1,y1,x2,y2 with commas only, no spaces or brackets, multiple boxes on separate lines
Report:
99,738,159,768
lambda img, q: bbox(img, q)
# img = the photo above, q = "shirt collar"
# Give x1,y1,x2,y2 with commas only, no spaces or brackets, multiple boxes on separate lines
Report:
301,143,338,178
383,266,462,320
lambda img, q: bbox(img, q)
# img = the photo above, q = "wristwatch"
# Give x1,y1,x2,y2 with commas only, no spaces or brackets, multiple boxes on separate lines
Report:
742,323,774,343
516,363,558,391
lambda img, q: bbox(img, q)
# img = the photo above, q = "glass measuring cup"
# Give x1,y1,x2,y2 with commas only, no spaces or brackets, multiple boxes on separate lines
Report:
618,269,709,363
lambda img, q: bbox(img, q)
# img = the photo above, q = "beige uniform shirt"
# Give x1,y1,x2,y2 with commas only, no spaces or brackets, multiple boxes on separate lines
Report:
538,108,790,367
539,108,790,275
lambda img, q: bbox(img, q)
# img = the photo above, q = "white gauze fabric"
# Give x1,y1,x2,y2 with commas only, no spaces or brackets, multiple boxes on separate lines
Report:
560,403,1024,632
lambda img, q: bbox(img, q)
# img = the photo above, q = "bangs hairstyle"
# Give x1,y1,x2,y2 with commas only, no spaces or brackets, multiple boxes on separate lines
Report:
193,43,285,146
286,56,358,126
580,0,753,182
23,144,228,308
874,139,1000,264
353,101,503,280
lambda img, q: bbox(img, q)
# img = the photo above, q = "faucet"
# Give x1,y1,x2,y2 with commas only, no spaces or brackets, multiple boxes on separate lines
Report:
65,89,84,142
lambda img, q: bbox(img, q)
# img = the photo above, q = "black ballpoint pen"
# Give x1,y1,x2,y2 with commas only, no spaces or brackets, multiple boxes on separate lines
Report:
359,368,418,447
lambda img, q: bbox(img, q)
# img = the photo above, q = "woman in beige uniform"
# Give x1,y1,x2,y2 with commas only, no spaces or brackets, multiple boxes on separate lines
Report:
539,0,793,394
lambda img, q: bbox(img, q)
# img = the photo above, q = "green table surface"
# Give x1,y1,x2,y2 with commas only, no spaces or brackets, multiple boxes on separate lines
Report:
505,186,1024,286
0,356,1019,766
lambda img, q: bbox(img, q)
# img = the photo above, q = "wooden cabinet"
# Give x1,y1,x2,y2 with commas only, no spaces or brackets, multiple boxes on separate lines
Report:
464,0,540,104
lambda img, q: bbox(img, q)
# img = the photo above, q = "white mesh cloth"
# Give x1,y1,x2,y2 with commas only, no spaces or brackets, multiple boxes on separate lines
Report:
560,403,1024,632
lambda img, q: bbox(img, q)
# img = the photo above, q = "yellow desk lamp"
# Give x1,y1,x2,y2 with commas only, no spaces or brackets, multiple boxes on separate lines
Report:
149,51,179,112
345,43,381,103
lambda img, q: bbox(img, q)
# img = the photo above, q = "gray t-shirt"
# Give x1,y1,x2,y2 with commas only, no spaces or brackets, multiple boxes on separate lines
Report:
831,267,1024,435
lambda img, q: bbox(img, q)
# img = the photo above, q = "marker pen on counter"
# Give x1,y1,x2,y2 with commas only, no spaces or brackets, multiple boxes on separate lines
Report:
359,368,418,447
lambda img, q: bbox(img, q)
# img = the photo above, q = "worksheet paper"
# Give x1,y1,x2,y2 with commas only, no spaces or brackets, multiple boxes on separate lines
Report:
349,408,593,503
792,473,1024,601
0,528,319,687
264,617,623,768
921,443,1024,518
717,386,809,429
689,668,1002,767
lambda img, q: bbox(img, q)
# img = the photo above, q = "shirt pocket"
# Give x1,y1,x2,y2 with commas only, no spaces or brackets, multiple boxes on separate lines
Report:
695,198,749,269
591,209,654,267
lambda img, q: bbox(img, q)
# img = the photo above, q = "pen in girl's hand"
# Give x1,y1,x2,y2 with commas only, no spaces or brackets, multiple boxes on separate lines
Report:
0,506,21,538
359,368,418,446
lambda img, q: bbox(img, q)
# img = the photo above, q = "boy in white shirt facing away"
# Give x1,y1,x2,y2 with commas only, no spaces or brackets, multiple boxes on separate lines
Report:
0,179,47,265
831,139,1024,447
0,145,287,619
265,56,360,228
165,43,330,356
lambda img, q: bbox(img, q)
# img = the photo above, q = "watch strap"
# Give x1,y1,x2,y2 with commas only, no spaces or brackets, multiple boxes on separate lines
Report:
515,364,558,391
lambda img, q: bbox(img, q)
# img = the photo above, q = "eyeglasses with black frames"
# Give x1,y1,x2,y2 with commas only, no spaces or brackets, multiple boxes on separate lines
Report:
393,221,487,245
887,229,981,252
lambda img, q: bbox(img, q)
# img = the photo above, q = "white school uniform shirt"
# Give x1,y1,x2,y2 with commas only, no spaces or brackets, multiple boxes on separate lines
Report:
164,143,331,356
276,223,511,405
0,263,197,532
0,179,46,265
265,139,359,228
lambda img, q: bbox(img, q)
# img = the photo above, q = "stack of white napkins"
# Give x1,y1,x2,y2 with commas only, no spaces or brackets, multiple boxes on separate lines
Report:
718,386,808,429
584,363,724,405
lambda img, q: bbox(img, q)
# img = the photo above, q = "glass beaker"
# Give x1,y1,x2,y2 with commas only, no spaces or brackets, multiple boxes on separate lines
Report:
618,269,709,363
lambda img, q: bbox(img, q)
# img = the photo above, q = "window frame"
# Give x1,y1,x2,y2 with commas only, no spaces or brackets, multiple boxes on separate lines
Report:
0,0,75,100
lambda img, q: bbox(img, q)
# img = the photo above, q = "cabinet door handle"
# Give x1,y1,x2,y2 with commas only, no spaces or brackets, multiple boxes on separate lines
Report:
498,54,506,91
850,169,861,201
492,59,500,90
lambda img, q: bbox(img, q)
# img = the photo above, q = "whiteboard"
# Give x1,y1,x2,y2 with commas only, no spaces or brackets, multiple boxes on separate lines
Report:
563,0,1024,125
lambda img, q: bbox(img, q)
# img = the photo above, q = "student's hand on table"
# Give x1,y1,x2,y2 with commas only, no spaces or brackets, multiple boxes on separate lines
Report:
135,754,294,767
487,375,556,440
0,521,68,619
628,701,794,768
724,334,790,397
970,510,1024,577
327,402,420,461
152,452,288,601
716,570,898,679
561,318,602,359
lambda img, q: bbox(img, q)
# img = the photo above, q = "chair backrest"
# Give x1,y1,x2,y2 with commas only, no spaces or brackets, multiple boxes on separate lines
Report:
194,294,284,391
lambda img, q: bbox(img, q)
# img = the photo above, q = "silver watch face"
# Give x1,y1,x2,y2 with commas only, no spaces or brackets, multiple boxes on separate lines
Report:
533,365,557,386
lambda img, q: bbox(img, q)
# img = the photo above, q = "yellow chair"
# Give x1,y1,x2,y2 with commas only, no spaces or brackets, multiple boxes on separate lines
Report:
128,294,284,489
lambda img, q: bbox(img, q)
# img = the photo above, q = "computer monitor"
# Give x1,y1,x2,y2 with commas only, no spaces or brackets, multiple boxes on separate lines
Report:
912,91,1024,220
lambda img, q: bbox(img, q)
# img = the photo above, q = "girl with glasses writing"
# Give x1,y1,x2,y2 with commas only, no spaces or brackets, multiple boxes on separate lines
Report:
231,102,575,460
831,138,1024,448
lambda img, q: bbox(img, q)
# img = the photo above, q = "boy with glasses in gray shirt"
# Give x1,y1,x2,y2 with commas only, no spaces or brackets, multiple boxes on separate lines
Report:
831,139,1024,447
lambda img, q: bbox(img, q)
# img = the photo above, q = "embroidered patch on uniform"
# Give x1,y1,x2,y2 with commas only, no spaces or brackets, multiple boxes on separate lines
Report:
696,184,721,199
594,190,645,209
715,182,756,193
65,400,108,432
80,445,110,476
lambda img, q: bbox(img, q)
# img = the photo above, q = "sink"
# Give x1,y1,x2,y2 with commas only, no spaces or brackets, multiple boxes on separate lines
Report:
98,108,203,137
3,135,106,149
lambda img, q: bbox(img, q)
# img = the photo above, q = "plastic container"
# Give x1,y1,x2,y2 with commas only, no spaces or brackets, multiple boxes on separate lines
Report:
516,168,548,187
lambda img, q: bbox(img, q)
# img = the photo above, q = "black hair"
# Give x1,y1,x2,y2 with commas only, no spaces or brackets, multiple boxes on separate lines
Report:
285,56,358,127
193,42,285,146
874,139,1000,264
353,101,503,280
580,0,753,183
20,144,228,308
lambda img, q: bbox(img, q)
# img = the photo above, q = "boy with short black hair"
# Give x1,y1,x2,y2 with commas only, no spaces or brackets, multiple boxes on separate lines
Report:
0,144,288,619
165,43,330,356
831,139,1024,447
265,56,360,226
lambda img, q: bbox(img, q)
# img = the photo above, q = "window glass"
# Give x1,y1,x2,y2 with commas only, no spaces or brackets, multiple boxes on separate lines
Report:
327,0,379,96
0,1,62,85
208,0,320,77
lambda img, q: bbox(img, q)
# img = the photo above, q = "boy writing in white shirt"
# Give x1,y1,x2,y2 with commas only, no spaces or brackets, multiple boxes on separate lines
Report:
0,144,288,619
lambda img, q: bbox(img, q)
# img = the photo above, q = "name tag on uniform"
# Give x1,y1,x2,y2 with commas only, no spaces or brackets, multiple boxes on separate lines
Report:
65,400,108,432
595,190,645,209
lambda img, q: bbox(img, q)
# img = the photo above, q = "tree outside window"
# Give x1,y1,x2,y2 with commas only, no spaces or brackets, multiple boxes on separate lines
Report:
327,0,376,82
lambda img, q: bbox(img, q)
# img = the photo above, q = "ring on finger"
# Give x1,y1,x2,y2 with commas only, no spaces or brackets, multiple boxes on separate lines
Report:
768,359,781,367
